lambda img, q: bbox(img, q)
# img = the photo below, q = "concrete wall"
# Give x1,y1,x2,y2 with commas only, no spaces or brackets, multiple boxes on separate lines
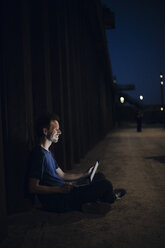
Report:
0,0,115,216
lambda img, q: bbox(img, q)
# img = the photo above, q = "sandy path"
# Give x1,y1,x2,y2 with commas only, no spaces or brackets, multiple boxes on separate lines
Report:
1,127,165,248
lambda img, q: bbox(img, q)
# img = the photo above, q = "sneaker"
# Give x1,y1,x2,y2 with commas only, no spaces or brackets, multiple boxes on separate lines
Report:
114,188,126,200
82,202,111,215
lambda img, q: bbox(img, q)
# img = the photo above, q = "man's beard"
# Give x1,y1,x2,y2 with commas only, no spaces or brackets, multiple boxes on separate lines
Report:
50,136,59,143
46,133,59,143
52,138,58,143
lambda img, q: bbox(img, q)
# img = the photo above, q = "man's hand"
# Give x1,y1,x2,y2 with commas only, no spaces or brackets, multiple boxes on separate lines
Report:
87,166,94,175
84,166,94,176
59,183,75,193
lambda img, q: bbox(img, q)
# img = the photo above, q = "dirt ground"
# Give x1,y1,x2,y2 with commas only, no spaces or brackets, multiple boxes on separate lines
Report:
1,126,165,248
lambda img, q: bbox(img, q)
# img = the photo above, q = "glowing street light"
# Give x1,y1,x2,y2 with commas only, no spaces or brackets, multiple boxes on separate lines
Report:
120,96,125,104
139,95,143,100
160,73,164,110
160,73,163,79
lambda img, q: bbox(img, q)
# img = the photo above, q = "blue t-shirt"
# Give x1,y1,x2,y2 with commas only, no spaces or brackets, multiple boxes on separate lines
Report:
29,146,65,186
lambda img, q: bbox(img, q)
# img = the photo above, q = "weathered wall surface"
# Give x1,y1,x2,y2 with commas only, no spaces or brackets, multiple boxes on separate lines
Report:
0,0,115,216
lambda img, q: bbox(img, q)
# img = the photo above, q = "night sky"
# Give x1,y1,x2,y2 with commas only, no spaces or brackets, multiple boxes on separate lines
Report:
101,0,165,105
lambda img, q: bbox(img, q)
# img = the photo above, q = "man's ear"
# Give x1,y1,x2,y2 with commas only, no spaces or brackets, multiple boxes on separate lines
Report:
43,128,48,136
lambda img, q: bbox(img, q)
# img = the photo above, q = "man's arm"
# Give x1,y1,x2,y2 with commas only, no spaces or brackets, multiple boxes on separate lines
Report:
29,178,74,194
56,167,93,181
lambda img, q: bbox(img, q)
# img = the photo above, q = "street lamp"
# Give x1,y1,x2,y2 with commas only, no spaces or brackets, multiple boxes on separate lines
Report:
160,107,164,111
160,73,164,109
139,95,143,101
120,96,125,104
160,73,163,79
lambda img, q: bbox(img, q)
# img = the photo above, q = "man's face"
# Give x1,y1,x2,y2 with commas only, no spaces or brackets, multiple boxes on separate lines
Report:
46,120,61,143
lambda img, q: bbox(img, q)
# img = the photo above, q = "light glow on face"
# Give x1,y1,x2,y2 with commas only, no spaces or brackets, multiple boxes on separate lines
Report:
48,120,61,143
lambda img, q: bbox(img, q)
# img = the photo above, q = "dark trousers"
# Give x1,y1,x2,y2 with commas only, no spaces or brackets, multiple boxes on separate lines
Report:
38,172,116,212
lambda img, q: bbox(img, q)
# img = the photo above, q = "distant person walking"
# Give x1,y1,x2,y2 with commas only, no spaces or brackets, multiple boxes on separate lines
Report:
136,111,143,132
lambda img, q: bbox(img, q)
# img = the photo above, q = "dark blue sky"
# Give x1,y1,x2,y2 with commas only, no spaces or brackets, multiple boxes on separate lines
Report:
101,0,165,105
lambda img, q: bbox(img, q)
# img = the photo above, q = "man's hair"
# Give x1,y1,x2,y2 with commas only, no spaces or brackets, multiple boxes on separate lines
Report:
35,113,60,139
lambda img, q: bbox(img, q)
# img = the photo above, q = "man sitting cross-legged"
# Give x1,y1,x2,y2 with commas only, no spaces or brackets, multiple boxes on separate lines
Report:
29,113,126,215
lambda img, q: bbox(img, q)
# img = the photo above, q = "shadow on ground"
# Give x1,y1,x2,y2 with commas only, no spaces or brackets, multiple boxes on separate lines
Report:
8,209,103,227
145,156,165,163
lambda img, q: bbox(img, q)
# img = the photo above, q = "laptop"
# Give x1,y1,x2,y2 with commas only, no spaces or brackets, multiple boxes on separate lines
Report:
72,161,99,187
